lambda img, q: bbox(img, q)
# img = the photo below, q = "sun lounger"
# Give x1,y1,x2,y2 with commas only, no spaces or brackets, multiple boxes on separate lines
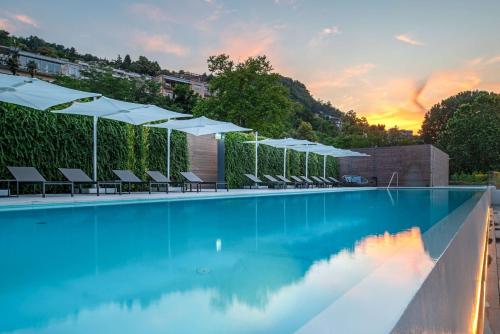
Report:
276,175,301,188
328,176,340,185
6,166,73,197
59,168,121,195
244,174,263,188
341,175,370,187
319,176,336,187
311,176,328,187
146,170,171,194
298,175,315,187
290,175,308,188
112,170,148,194
180,171,228,192
263,175,286,189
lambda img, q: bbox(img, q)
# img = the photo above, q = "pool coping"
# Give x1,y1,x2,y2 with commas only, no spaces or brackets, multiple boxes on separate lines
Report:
0,186,488,212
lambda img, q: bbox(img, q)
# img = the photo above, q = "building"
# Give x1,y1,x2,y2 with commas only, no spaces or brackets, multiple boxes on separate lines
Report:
157,73,210,98
0,46,86,80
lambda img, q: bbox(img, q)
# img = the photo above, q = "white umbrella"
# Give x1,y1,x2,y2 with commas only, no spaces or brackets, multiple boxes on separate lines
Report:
53,97,188,181
291,144,369,177
245,138,315,177
147,116,250,179
0,74,100,110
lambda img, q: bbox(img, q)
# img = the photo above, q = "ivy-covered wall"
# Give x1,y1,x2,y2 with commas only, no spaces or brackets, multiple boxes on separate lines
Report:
224,132,339,188
0,103,188,182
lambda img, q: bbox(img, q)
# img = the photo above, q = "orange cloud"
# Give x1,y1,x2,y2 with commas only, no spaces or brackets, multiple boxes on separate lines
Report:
135,33,189,57
395,34,424,46
207,25,277,61
0,18,10,30
13,14,38,27
308,63,376,90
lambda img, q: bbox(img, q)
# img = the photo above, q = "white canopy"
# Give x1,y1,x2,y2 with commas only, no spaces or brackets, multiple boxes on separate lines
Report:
244,138,316,177
0,74,100,110
53,96,190,181
147,116,251,179
147,116,224,130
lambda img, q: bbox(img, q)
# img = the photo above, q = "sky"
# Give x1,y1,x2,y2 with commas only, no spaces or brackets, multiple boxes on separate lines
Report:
1,0,499,132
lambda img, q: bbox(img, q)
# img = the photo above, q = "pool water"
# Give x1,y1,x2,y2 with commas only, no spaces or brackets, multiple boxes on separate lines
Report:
0,189,484,334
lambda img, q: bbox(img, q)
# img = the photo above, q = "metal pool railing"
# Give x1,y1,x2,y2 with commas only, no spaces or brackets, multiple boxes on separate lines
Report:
387,171,399,189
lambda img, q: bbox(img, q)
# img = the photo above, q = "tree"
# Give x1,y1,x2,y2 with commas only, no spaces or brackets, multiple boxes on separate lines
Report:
27,60,37,78
193,54,296,137
296,121,318,141
122,54,132,70
172,83,199,113
0,30,11,46
420,91,486,144
7,49,19,75
437,92,500,173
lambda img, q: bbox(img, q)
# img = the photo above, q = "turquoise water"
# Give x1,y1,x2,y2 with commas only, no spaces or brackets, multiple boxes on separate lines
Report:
0,189,483,334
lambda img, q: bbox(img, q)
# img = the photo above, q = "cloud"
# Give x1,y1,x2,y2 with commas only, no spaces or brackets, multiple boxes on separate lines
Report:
485,55,500,65
395,34,424,46
13,14,38,28
128,3,172,22
308,63,376,90
135,33,189,57
0,18,11,30
309,26,340,47
206,24,277,61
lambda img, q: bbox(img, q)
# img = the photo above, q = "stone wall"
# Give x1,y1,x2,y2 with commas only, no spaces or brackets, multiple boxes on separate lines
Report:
338,144,449,187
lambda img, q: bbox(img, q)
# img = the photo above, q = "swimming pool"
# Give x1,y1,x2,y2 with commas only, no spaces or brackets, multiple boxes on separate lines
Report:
0,189,486,333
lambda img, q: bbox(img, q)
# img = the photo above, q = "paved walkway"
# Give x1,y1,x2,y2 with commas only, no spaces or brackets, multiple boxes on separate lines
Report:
0,187,375,210
486,206,500,333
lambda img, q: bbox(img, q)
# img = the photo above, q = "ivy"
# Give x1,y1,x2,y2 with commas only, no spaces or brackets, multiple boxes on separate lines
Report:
224,132,338,188
0,103,188,183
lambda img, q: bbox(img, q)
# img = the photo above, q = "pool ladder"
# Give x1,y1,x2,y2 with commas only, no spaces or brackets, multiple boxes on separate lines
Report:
387,171,399,189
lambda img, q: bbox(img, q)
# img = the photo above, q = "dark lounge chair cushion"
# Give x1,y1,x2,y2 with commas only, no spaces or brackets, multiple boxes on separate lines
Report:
244,174,262,183
147,171,170,183
7,166,46,182
59,168,93,183
112,170,143,183
180,172,204,183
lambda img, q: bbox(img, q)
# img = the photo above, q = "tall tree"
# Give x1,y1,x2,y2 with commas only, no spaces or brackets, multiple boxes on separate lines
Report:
296,121,318,141
27,60,37,78
122,54,132,70
7,49,19,75
437,92,500,173
193,54,296,137
420,91,486,144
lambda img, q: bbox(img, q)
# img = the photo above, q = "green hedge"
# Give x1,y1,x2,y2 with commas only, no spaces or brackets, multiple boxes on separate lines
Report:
0,103,188,182
225,132,339,188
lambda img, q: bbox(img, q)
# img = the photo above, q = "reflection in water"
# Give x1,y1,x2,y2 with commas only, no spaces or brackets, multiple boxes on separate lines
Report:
0,189,482,334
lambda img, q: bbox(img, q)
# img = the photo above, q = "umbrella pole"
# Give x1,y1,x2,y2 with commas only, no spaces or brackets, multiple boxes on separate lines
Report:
305,150,309,178
323,155,326,178
93,116,98,182
254,131,258,178
167,128,171,180
283,147,287,177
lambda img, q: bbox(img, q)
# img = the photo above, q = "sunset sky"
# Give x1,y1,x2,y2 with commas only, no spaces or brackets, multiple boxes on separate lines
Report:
1,0,499,131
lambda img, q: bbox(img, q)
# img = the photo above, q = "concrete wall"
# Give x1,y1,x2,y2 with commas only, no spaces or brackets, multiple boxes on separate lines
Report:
391,190,490,333
338,144,449,187
186,134,218,182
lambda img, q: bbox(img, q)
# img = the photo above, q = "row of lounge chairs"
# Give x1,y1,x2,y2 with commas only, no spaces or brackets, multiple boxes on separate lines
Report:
0,166,228,197
244,174,340,189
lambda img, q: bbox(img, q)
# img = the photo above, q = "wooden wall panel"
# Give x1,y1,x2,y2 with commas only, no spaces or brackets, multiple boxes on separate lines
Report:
338,144,448,187
187,134,218,182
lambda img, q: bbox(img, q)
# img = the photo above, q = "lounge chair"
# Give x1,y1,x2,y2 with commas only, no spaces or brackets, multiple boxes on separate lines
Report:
319,176,336,187
276,175,301,188
180,171,228,192
311,176,328,187
6,166,73,197
59,168,121,195
299,176,316,187
112,170,148,194
244,174,263,189
327,176,341,185
263,175,286,189
290,175,308,188
146,170,171,194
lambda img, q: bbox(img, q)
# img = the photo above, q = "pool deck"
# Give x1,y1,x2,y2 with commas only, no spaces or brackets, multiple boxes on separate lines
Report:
0,186,376,210
486,206,500,334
